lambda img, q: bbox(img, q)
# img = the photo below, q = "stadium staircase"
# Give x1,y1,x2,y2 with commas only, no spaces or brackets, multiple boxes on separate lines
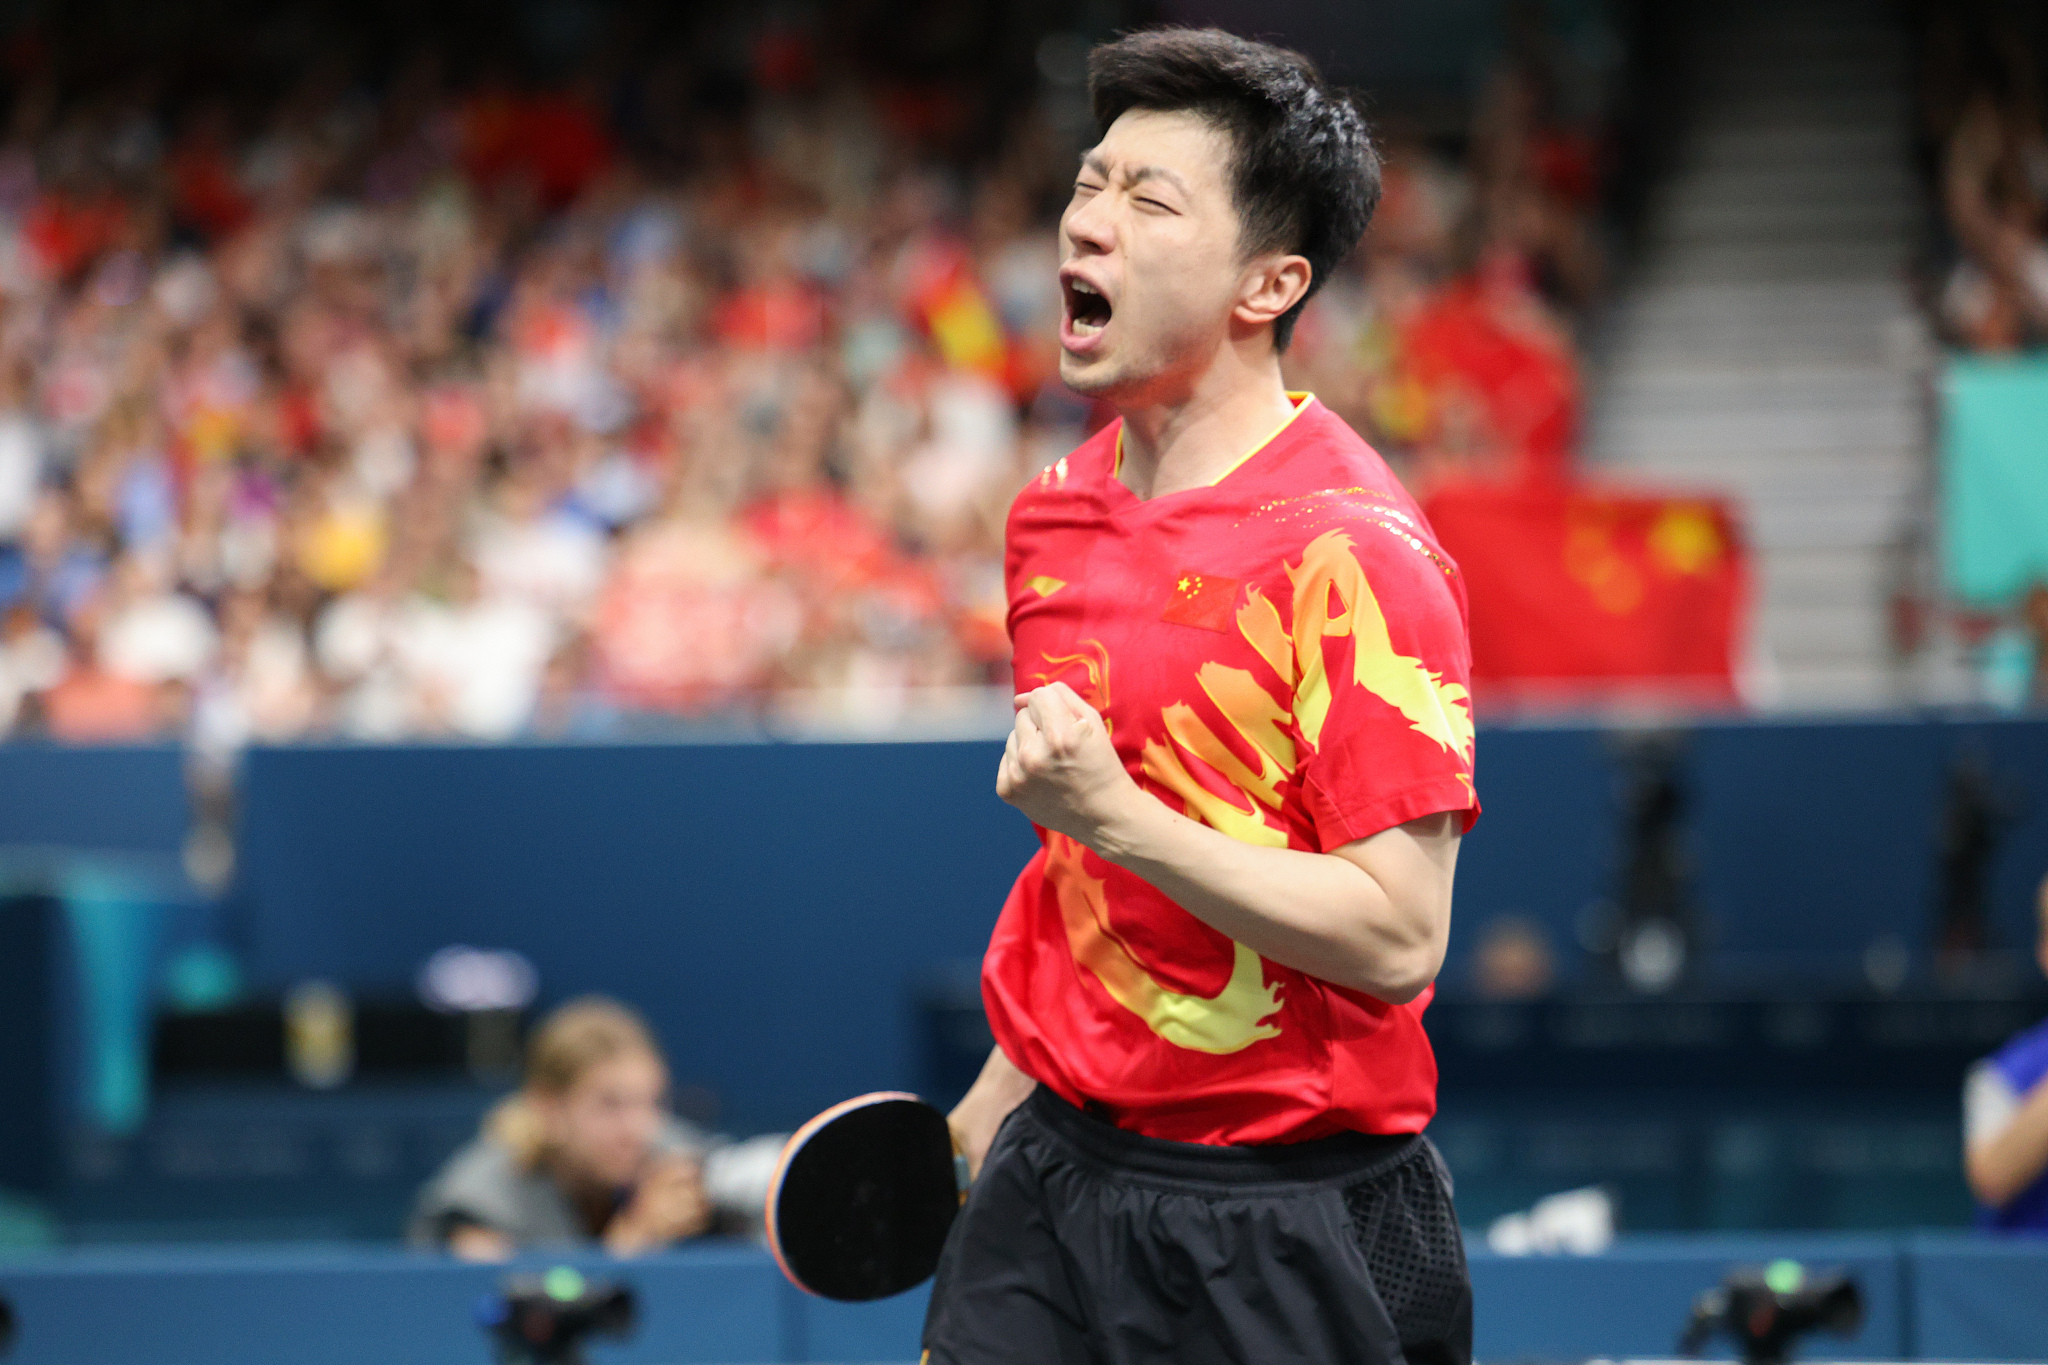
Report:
1585,0,1931,710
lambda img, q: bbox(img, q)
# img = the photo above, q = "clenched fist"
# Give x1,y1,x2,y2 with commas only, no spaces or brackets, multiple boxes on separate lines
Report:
996,682,1143,847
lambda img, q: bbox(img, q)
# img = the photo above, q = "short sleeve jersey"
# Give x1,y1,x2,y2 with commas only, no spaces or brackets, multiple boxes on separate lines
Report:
982,394,1479,1146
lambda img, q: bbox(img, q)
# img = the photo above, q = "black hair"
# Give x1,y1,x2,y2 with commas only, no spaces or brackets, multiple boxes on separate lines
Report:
1088,27,1380,351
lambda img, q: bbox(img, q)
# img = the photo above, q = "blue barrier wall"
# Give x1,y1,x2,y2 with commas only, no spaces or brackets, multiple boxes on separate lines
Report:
0,747,195,1198
0,745,188,858
0,1244,791,1365
236,741,1041,1133
1907,1232,2048,1359
4,718,2046,1140
5,1234,2045,1364
1684,717,2048,965
1470,1234,1907,1359
227,719,2048,1132
1449,715,2048,982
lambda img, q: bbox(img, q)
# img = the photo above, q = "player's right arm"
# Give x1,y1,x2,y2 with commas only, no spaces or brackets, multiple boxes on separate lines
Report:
1000,681,1460,1003
949,1044,1037,1181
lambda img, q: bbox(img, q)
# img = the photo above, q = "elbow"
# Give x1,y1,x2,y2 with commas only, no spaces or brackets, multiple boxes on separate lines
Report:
1350,942,1444,1006
1317,884,1451,1003
1368,974,1433,1006
1966,1145,2017,1210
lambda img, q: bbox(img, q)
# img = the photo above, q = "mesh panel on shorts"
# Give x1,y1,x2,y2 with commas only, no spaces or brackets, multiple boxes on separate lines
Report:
1342,1146,1468,1354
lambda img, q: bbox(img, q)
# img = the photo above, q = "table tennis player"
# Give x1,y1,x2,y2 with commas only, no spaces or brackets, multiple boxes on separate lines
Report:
927,27,1481,1365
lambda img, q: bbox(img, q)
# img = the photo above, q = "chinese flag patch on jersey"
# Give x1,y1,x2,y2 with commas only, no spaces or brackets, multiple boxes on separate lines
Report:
1160,572,1240,632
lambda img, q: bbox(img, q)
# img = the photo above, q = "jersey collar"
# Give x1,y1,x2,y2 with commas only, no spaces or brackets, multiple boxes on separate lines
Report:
1111,391,1314,492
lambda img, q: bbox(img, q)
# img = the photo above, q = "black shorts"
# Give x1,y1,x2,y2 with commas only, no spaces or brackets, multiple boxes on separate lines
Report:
922,1087,1472,1365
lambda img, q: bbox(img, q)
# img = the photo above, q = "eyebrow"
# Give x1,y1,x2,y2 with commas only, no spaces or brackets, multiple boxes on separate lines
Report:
1079,152,1192,198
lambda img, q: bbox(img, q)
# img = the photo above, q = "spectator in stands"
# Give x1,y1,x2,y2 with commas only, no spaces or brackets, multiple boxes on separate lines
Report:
1280,40,1602,492
1978,581,2048,713
1963,872,2048,1230
1472,913,1557,999
1938,94,2048,351
1921,10,2048,353
2021,582,2048,709
409,996,782,1258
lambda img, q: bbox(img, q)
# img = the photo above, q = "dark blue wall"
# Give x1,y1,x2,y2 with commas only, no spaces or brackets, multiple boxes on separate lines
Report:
0,745,188,858
1450,716,2048,982
1440,724,1615,979
1685,717,2048,962
221,718,2048,1132
236,741,1039,1131
6,720,2046,1136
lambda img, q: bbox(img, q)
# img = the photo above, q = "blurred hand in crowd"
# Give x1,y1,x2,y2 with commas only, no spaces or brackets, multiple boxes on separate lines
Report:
604,1154,713,1256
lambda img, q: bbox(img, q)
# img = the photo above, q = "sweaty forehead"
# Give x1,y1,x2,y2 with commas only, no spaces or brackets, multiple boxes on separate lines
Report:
1085,108,1233,200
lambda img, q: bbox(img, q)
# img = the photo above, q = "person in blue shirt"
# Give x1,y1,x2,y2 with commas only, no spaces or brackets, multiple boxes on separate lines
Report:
1966,873,2048,1230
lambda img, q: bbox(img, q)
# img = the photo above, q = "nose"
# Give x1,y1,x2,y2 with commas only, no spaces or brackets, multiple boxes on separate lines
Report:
1063,191,1114,257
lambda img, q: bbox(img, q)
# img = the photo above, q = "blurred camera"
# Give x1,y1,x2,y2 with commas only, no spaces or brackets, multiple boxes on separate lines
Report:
474,1268,635,1365
1679,1260,1862,1365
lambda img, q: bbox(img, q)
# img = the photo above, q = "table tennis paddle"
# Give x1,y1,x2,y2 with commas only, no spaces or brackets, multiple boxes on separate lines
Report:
766,1091,966,1301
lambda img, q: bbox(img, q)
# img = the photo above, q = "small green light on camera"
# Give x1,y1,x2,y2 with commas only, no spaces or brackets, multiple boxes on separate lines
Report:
544,1266,586,1302
1764,1258,1805,1295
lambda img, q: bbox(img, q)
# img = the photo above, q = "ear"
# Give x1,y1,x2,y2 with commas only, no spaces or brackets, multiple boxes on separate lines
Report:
1232,254,1313,332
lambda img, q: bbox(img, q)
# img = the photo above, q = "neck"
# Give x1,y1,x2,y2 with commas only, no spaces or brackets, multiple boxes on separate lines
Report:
1113,342,1297,501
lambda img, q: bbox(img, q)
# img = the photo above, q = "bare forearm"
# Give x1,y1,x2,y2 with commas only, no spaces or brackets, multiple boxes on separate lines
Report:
949,1044,1036,1179
1969,1080,2048,1207
995,680,1456,1005
1093,794,1447,1003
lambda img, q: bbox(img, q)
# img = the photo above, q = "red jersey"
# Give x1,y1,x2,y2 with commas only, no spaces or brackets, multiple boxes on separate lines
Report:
982,395,1479,1146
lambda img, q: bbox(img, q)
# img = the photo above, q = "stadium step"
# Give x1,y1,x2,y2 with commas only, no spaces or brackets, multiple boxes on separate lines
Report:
1648,198,1918,247
1598,284,1924,368
1585,0,1922,711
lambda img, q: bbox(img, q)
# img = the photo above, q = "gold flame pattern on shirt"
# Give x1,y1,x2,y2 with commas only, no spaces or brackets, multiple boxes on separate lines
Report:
1035,640,1110,707
1287,530,1475,761
1045,831,1283,1054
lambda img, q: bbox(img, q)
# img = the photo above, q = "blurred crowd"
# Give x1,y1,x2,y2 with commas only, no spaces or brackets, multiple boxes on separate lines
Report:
1285,43,1609,494
1922,4,2048,353
0,11,1617,745
1916,4,2048,710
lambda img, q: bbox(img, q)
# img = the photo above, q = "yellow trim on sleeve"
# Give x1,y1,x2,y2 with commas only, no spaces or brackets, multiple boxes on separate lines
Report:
1112,392,1314,487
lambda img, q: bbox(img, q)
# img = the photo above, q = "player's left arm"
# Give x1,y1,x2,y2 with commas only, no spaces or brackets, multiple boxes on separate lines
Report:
997,682,1458,1004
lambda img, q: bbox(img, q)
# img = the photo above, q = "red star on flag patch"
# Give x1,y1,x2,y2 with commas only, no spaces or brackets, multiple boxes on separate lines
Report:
1160,571,1241,633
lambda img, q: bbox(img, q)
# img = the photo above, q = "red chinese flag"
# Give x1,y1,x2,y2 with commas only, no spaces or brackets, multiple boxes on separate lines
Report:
1421,482,1748,703
1160,571,1241,633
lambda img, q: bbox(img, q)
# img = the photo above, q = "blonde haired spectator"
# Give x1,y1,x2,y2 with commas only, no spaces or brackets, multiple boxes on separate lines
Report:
409,996,782,1259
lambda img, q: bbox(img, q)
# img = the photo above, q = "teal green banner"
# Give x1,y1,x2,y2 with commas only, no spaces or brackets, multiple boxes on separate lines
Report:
1942,355,2048,608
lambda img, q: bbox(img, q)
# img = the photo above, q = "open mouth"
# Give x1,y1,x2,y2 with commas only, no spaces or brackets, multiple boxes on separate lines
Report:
1065,277,1112,338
